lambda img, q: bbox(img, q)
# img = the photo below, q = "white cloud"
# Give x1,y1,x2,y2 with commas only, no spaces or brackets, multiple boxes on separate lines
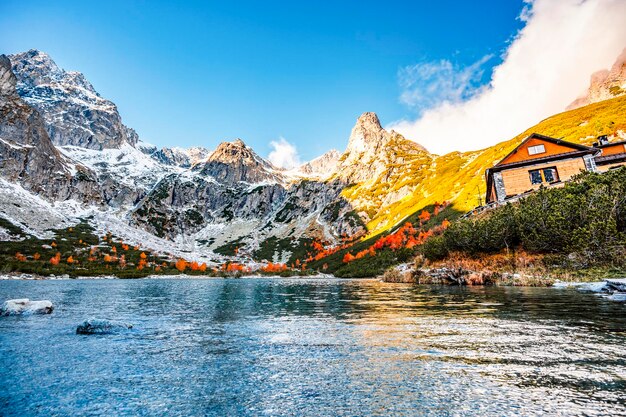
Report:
268,137,301,169
389,0,626,155
399,55,492,110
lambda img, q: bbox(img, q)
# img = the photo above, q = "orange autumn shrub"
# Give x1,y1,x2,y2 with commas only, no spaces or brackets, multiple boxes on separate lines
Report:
260,262,287,273
418,210,431,223
137,258,146,270
175,258,187,272
50,252,61,265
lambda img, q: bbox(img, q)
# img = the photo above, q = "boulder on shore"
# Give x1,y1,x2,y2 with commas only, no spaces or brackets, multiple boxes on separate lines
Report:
0,298,54,316
76,318,133,335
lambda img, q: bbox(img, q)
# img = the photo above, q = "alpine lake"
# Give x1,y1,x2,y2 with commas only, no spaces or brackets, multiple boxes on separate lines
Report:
1,277,625,416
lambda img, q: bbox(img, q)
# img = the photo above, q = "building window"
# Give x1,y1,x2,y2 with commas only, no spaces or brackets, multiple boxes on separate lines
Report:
543,167,559,183
528,144,546,155
529,170,543,184
529,167,560,185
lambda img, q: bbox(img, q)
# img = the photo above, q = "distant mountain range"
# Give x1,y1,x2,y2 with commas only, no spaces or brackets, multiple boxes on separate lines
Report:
1,48,625,265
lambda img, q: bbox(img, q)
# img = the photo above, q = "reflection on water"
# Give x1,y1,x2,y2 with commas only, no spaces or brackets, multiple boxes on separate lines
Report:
0,278,625,416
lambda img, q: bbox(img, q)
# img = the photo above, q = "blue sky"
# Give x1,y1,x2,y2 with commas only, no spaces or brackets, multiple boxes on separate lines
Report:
1,0,526,161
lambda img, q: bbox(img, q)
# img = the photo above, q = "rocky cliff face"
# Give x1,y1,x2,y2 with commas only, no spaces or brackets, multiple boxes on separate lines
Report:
9,49,137,149
567,47,626,110
130,139,365,249
0,54,101,203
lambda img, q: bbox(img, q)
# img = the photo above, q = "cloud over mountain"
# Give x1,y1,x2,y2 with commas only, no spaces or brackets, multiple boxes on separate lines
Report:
390,0,626,155
268,137,301,169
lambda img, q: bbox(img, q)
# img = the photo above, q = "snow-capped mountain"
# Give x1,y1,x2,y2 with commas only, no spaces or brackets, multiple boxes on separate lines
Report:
9,49,137,149
0,49,439,263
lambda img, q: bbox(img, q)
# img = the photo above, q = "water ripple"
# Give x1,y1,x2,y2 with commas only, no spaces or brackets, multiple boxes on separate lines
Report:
0,278,625,416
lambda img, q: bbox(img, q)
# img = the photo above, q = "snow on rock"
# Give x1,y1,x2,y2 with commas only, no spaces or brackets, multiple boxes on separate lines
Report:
1,298,54,316
553,279,626,302
151,146,211,168
605,278,626,292
59,143,181,191
88,210,220,265
76,318,133,335
552,281,609,292
0,179,76,238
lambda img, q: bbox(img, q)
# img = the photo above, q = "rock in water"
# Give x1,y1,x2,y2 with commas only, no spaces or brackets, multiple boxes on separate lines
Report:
76,318,133,335
0,298,54,315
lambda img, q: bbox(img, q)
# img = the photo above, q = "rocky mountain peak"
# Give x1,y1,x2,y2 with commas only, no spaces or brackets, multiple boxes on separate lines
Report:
567,47,626,110
346,112,386,154
334,112,429,183
297,149,341,179
194,139,281,185
8,49,137,150
356,111,383,130
0,55,18,98
209,139,258,163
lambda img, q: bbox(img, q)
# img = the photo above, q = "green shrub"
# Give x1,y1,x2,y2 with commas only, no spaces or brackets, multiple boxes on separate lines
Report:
425,168,626,266
421,235,449,261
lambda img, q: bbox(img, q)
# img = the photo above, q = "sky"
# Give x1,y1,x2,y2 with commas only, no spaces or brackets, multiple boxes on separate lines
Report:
1,0,625,165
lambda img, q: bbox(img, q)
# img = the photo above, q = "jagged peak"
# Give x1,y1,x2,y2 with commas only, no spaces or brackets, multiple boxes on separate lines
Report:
11,49,60,73
0,54,18,98
207,138,272,168
355,112,383,130
345,111,388,155
211,138,251,156
9,49,98,95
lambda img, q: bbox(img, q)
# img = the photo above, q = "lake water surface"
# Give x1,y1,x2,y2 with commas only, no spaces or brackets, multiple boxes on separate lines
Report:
1,277,625,416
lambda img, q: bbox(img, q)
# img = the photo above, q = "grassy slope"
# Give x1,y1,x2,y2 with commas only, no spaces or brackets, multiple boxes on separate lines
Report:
347,95,626,239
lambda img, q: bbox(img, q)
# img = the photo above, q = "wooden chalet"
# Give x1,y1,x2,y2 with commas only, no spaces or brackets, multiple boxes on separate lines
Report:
485,133,600,204
593,135,626,172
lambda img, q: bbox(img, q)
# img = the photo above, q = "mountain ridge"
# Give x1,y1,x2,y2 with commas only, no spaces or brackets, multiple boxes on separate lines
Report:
2,49,626,268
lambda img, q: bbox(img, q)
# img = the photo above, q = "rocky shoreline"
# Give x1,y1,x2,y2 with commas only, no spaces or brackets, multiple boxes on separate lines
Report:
0,272,337,280
381,264,552,286
382,263,622,287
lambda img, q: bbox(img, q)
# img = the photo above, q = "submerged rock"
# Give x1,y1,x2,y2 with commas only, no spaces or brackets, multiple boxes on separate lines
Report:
0,298,54,316
76,318,133,335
